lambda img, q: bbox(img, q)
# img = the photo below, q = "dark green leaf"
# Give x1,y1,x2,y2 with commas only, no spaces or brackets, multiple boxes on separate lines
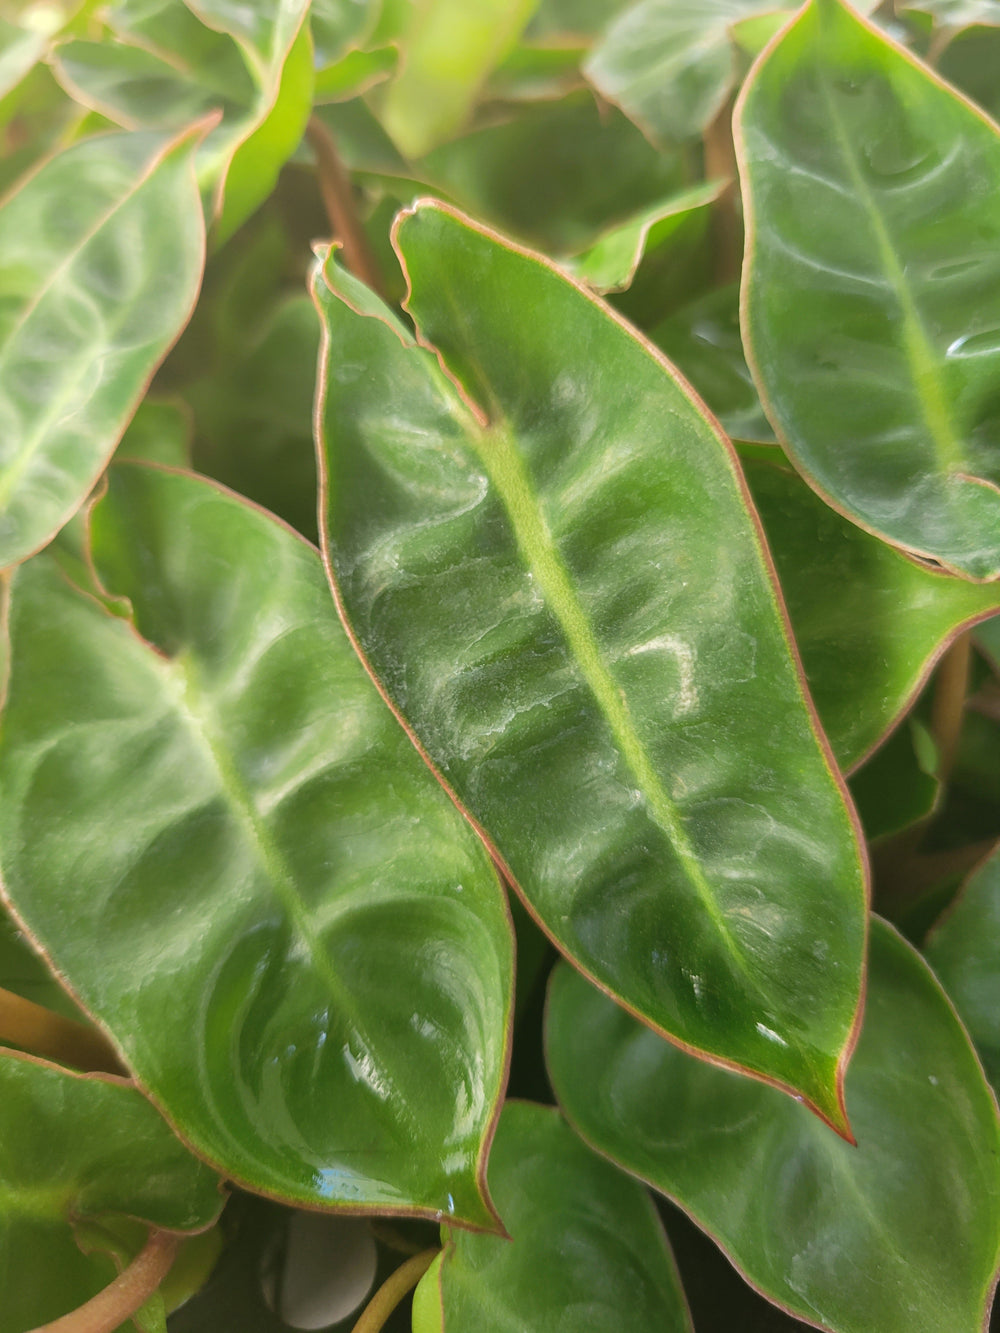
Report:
411,1102,692,1332
0,464,513,1228
0,125,205,568
737,0,1000,579
547,916,1000,1333
315,202,868,1129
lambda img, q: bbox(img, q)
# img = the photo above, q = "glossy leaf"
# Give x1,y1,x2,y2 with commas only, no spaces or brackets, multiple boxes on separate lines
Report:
0,464,512,1228
0,126,204,568
651,285,776,444
411,1101,692,1333
566,180,723,295
925,843,1000,1095
737,0,1000,580
547,917,1000,1333
378,0,540,157
742,455,1000,770
1,1049,224,1332
314,202,868,1128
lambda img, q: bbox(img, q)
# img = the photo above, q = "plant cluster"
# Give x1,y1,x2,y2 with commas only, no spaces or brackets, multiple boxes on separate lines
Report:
2,0,1000,1329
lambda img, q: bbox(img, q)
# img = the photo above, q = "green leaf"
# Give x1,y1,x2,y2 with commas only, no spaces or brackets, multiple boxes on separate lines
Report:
565,180,723,295
742,455,1000,770
0,907,91,1022
116,396,192,468
0,125,205,569
547,916,1000,1333
938,22,1000,122
411,1101,693,1333
311,0,382,67
925,842,1000,1095
651,285,776,444
314,44,398,103
314,202,868,1129
377,0,541,157
0,464,513,1228
0,1049,224,1332
737,0,1000,580
903,0,1000,26
848,718,939,843
0,16,47,102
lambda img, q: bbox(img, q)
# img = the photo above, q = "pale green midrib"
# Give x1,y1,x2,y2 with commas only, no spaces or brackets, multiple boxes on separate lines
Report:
815,60,964,472
473,427,775,1004
171,652,356,1019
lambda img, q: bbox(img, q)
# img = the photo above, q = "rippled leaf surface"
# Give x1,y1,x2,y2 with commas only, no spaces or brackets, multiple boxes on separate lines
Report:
926,843,1000,1095
738,0,1000,579
1,1050,223,1332
0,127,204,569
411,1101,692,1333
547,917,1000,1333
744,455,1000,769
0,464,512,1227
315,201,867,1128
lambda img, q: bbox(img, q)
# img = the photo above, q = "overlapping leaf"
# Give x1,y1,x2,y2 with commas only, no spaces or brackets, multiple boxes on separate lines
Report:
743,455,1000,769
925,843,1000,1095
737,0,1000,579
0,126,204,569
1,1049,223,1332
547,917,1000,1333
0,464,513,1227
412,1101,692,1332
314,201,867,1128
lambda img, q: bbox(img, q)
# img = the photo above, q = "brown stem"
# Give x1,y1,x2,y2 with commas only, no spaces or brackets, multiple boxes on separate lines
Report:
931,632,972,783
0,987,125,1075
305,116,384,296
703,99,740,285
351,1248,438,1333
29,1229,178,1333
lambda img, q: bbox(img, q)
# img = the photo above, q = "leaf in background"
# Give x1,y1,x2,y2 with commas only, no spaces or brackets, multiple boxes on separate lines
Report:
0,125,205,569
1,907,91,1023
0,465,513,1228
651,284,776,444
314,45,399,103
565,180,723,295
526,0,632,38
0,16,47,102
902,0,1000,27
411,1102,693,1333
0,1049,223,1332
377,0,540,158
737,0,1000,580
741,455,1000,770
848,718,940,843
315,203,868,1130
937,22,1000,122
116,396,192,468
547,916,1000,1333
925,843,1000,1094
311,0,382,67
977,610,1000,670
416,91,686,254
484,40,587,103
187,295,319,542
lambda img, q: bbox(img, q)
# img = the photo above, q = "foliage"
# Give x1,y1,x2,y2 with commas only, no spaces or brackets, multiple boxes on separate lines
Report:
1,0,999,1329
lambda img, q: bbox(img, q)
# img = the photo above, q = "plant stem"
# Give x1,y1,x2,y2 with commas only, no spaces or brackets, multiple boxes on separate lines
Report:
703,100,740,285
351,1248,438,1333
306,116,384,296
931,631,971,783
0,987,125,1075
28,1229,178,1333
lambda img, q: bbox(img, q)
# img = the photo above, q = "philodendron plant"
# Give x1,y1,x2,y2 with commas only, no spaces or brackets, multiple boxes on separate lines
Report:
4,0,1000,1329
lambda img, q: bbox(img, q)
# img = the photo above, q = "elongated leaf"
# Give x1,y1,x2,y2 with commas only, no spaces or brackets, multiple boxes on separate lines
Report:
314,201,867,1129
1,1049,223,1332
651,285,775,444
378,0,540,157
411,1101,692,1333
0,126,204,569
737,0,1000,580
0,464,512,1228
547,917,1000,1333
743,455,1000,769
925,843,1000,1095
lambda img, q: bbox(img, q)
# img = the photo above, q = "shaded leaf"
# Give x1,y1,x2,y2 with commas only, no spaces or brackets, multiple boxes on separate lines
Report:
314,203,867,1128
926,844,1000,1095
0,1049,223,1332
314,45,398,103
0,16,46,102
742,455,1000,769
848,717,939,842
116,396,192,468
0,465,512,1227
311,0,382,67
937,22,1000,122
411,1102,692,1332
737,0,1000,579
547,916,1000,1333
0,125,205,568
